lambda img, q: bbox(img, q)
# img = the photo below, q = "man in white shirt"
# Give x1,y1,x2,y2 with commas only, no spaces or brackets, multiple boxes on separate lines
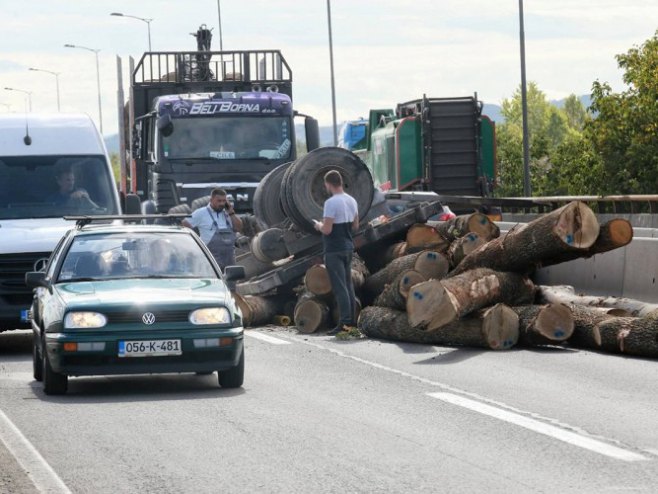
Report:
314,170,359,335
183,188,243,270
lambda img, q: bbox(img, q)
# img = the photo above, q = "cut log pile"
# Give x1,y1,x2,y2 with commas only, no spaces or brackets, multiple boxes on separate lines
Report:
353,203,657,360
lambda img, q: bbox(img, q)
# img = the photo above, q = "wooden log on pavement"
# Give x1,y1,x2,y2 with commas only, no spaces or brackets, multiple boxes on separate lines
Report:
358,303,519,350
331,297,363,326
431,213,500,243
538,285,658,318
448,232,487,267
568,305,607,348
364,251,449,297
233,293,278,327
512,304,574,346
450,201,600,277
407,268,535,331
294,297,331,334
406,224,449,253
373,270,426,310
539,219,633,268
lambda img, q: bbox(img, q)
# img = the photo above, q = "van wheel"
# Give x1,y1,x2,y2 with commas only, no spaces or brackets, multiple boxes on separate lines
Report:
42,346,67,395
218,350,244,388
32,336,43,382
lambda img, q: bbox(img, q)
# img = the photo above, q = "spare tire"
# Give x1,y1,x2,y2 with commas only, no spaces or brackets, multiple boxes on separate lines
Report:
253,162,293,227
282,147,373,233
167,204,192,215
191,195,211,211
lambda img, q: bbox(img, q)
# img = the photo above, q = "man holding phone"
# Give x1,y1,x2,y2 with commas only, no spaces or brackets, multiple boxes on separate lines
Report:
183,188,243,270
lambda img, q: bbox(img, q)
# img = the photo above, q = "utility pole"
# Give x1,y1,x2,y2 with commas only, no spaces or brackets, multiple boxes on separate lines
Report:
519,0,531,196
326,0,338,146
216,0,224,51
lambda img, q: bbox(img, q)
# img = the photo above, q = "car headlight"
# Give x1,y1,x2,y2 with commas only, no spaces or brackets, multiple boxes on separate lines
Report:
64,311,107,329
189,307,231,325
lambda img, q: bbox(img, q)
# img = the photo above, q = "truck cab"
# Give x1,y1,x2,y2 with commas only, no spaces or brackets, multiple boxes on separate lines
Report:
128,49,319,214
0,113,121,331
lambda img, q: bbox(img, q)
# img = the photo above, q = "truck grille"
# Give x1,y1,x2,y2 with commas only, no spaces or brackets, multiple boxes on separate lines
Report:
0,252,50,294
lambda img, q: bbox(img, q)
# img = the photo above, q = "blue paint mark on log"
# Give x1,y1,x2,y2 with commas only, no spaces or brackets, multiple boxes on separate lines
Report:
413,292,423,300
555,330,565,338
566,234,574,245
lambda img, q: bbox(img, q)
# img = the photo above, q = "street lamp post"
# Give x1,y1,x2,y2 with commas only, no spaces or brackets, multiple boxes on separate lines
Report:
326,0,338,147
519,0,531,196
29,67,61,111
4,87,32,112
64,44,103,133
110,12,153,51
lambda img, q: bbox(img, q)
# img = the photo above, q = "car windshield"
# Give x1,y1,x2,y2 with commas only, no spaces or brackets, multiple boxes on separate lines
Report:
0,155,119,220
161,116,292,161
57,232,219,282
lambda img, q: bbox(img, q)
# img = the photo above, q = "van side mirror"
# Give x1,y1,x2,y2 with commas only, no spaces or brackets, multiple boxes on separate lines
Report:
25,271,48,289
157,114,174,137
305,117,320,151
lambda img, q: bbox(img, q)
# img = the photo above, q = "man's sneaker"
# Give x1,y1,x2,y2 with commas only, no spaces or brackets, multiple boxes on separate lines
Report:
326,326,345,336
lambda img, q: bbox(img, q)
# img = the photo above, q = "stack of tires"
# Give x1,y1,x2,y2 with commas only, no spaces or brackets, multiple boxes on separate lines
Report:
254,147,374,233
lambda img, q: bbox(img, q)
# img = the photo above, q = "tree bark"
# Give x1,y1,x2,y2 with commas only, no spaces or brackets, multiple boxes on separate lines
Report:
373,270,426,310
431,213,500,243
448,232,487,267
406,268,535,330
359,304,519,350
406,224,449,253
364,251,448,297
450,201,600,277
294,297,330,334
537,285,658,318
512,304,574,346
568,305,607,348
383,241,408,265
232,293,279,327
539,219,633,268
413,250,450,281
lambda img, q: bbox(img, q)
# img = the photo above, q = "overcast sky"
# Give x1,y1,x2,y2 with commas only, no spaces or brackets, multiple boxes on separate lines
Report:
1,0,657,136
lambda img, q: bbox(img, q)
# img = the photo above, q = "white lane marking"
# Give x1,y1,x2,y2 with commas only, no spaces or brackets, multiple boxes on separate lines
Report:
278,333,648,461
428,392,647,462
0,409,72,493
245,331,291,345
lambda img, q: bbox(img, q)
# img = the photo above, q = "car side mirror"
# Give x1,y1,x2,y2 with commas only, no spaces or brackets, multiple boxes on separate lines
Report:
157,113,174,137
224,265,246,282
25,271,48,289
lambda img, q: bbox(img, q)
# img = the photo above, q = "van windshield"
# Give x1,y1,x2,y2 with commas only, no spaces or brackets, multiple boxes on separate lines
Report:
0,155,119,220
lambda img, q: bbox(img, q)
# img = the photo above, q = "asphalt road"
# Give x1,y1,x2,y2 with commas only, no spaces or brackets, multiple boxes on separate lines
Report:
1,327,658,493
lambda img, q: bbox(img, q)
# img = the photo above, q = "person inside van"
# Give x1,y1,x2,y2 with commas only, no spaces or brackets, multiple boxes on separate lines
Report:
49,168,100,209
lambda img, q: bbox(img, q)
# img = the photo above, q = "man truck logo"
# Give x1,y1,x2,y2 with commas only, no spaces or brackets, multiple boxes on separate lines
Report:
189,102,261,115
142,312,156,325
33,258,49,272
227,193,249,202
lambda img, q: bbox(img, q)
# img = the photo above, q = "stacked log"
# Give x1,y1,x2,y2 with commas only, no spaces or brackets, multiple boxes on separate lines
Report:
430,213,500,243
406,225,449,253
512,304,574,346
233,293,279,328
373,270,426,311
538,285,658,318
447,232,486,267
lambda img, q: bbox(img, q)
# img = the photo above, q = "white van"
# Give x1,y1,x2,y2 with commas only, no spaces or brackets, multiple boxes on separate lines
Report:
0,113,121,331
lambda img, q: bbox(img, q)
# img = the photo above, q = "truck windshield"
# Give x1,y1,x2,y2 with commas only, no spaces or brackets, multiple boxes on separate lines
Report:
162,116,292,161
0,155,119,220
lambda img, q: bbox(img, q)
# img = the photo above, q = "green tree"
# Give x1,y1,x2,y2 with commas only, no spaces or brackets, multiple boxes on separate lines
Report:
563,95,587,131
587,30,658,194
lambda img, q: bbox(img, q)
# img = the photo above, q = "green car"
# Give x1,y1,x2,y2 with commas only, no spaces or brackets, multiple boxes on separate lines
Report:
26,222,246,395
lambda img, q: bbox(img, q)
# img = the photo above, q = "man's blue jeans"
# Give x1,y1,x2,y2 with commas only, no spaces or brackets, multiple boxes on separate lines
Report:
325,250,357,326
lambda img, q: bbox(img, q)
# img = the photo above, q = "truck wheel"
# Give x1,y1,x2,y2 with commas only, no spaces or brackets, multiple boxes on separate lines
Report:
32,335,43,382
283,147,374,233
253,162,293,227
42,346,67,395
168,204,192,215
191,195,211,211
218,350,244,388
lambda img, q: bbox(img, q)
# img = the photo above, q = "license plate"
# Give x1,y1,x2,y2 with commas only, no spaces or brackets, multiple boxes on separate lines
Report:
118,339,182,358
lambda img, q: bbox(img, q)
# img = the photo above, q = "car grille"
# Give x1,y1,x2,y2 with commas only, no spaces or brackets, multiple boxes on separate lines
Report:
106,310,191,324
0,252,50,298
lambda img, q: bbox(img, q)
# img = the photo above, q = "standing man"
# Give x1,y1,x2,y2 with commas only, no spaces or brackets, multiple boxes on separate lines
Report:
314,170,359,335
183,188,243,271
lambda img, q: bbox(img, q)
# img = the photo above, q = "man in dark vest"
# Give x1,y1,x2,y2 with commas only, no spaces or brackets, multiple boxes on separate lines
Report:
183,188,243,271
314,170,359,335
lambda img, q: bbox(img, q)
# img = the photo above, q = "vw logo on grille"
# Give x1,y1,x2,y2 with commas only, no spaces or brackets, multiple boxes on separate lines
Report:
33,258,49,272
142,312,156,325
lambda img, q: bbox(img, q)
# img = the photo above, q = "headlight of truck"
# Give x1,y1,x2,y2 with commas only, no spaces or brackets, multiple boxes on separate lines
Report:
189,308,231,325
64,312,108,329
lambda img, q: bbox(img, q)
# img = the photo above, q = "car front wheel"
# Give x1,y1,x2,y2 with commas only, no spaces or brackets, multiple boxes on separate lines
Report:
218,350,244,388
42,344,68,395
